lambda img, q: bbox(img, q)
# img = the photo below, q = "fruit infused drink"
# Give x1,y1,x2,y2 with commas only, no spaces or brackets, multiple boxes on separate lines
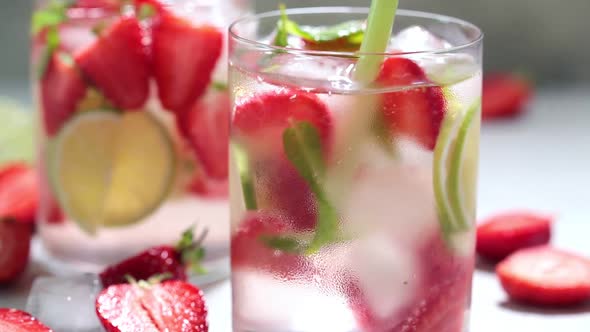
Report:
31,0,249,276
229,5,483,332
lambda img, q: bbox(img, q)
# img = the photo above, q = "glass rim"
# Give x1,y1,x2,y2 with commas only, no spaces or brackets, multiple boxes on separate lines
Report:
229,7,484,57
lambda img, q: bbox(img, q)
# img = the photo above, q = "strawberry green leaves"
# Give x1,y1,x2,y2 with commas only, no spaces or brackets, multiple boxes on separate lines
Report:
273,4,365,50
31,0,69,35
37,27,61,78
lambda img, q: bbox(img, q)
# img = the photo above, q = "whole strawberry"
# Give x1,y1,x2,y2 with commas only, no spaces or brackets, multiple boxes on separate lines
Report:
96,279,208,332
99,227,207,287
0,309,52,332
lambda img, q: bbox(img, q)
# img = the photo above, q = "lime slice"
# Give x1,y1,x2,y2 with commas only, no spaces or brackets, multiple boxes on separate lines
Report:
49,110,176,234
0,98,34,164
433,95,481,235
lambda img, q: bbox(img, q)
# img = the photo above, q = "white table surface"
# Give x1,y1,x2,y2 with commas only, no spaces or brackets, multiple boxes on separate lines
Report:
1,84,589,331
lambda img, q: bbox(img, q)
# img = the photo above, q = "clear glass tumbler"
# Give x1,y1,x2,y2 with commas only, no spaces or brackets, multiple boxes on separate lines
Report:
229,7,483,332
31,0,250,281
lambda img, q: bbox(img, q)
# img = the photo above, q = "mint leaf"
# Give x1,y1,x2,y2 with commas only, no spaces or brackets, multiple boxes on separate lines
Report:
37,27,61,78
232,143,257,210
282,121,325,194
290,20,365,45
31,0,69,35
273,5,365,48
273,4,290,47
259,235,303,253
212,81,228,91
138,3,156,20
282,121,340,254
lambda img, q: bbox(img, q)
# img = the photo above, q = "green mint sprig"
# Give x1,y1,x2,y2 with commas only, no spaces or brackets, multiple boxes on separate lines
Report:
31,0,69,35
273,4,365,49
232,143,257,210
262,121,340,255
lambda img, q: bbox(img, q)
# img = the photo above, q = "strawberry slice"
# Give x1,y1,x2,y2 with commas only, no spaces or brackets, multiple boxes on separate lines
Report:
177,88,230,181
377,57,446,150
152,13,223,112
0,219,33,284
75,16,150,110
483,73,532,120
231,213,305,277
96,280,207,332
0,309,52,332
0,163,39,223
232,90,332,230
41,52,87,136
476,212,552,261
497,246,590,306
99,228,205,287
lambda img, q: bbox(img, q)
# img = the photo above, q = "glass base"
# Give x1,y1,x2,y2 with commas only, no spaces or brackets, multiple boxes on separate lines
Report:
33,239,231,287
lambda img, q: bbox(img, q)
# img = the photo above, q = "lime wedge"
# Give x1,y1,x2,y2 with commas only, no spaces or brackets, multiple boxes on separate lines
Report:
49,110,176,234
0,98,34,164
433,95,481,236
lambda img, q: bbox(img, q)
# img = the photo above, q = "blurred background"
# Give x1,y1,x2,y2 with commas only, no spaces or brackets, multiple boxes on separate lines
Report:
1,0,590,101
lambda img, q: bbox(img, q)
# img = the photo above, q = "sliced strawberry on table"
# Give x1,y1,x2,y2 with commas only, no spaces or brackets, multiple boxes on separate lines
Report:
0,163,39,223
0,308,52,332
483,73,532,120
152,13,223,112
99,228,206,287
177,88,230,181
96,280,207,332
377,57,446,150
75,16,150,110
476,212,552,261
41,52,87,136
497,246,590,306
231,212,305,277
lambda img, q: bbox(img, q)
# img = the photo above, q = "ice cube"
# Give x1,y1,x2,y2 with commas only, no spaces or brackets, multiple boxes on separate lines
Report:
390,25,452,53
412,53,480,86
349,234,418,319
26,274,104,332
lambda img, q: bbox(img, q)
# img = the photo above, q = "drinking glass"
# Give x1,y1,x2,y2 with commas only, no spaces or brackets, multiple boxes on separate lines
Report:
229,7,483,332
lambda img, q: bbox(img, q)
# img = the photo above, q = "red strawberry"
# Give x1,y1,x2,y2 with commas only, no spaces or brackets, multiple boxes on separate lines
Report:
231,213,305,277
476,212,552,261
152,13,223,112
177,88,230,181
233,90,333,230
75,16,150,110
483,73,532,120
377,57,446,150
497,246,590,306
41,52,87,136
0,219,34,284
0,308,52,332
99,228,206,287
96,280,207,332
0,163,39,223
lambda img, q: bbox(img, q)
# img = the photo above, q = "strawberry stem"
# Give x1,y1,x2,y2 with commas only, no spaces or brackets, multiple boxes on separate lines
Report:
353,0,399,83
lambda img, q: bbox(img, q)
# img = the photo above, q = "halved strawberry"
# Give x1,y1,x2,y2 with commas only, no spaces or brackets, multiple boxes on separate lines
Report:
0,219,33,284
477,212,552,261
152,13,223,112
497,246,590,306
0,309,52,332
231,212,305,277
0,163,39,223
41,52,87,136
75,16,150,110
377,57,446,150
232,90,332,230
96,280,207,332
177,88,230,181
483,73,532,120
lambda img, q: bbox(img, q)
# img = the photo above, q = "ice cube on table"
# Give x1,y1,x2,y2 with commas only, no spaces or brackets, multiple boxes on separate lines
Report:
26,274,104,332
390,25,452,53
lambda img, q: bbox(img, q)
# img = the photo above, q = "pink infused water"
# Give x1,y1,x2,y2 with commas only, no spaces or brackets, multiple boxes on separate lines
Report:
229,7,483,332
